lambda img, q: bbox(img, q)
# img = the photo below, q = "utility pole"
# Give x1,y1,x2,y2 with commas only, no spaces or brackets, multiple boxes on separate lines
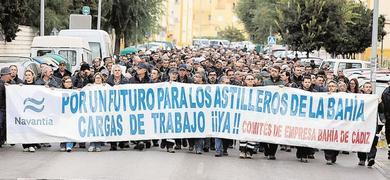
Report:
97,0,101,30
40,0,44,36
370,0,379,92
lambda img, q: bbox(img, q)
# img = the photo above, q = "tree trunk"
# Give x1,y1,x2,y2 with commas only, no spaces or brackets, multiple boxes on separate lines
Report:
114,31,123,55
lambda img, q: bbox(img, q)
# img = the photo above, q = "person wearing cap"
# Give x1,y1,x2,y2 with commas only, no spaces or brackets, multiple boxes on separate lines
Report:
178,64,193,84
0,67,12,146
9,65,23,84
129,63,152,150
72,63,94,89
53,61,71,79
35,66,59,88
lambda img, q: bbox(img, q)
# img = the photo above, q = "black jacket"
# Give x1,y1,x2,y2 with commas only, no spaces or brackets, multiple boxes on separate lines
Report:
11,75,23,84
72,73,94,88
382,86,390,120
53,69,72,79
129,74,150,84
0,80,6,112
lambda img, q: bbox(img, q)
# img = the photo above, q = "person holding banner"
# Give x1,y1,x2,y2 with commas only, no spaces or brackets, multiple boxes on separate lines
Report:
87,73,106,152
59,76,75,152
296,76,316,163
160,68,180,153
107,65,130,151
149,68,162,147
215,76,233,157
324,80,340,165
357,82,382,167
0,67,13,147
129,63,152,150
190,72,207,154
35,66,59,88
239,74,258,159
21,69,40,152
261,65,284,160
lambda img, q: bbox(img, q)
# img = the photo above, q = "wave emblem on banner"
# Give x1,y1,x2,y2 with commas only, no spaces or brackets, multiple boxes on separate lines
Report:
23,97,45,113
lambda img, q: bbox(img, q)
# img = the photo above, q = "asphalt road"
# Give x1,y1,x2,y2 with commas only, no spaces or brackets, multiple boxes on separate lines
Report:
0,143,387,180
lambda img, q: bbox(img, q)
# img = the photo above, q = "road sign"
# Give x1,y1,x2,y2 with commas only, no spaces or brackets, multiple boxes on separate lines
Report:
267,36,276,45
82,6,90,15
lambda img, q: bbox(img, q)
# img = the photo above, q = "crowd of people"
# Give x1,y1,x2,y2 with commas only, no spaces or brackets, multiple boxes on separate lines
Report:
0,47,389,167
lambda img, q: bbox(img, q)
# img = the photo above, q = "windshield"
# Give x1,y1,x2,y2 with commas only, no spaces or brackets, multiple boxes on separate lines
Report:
58,50,77,66
89,42,102,59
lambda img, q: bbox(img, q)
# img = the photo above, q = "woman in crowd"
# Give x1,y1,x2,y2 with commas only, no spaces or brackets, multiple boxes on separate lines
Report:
87,73,106,152
324,80,339,165
21,69,39,152
60,76,75,152
347,78,360,93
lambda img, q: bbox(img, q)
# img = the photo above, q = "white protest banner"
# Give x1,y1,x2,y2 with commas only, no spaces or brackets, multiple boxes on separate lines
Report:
6,82,378,152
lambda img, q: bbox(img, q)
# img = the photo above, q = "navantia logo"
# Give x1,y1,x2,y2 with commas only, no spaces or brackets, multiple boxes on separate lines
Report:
23,97,45,112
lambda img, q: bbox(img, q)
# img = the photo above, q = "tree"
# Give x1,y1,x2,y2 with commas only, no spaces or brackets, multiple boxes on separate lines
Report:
111,0,163,52
275,0,349,57
235,0,279,44
217,26,245,42
0,0,22,42
323,1,387,58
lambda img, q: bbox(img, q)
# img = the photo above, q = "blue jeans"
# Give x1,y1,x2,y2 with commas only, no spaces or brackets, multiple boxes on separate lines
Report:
215,138,223,155
60,142,74,149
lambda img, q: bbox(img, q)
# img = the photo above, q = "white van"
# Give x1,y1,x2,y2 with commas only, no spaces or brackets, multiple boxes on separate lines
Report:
319,59,370,75
30,36,92,73
59,29,112,59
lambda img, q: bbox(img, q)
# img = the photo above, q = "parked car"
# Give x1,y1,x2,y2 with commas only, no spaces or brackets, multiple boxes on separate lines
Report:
319,59,370,75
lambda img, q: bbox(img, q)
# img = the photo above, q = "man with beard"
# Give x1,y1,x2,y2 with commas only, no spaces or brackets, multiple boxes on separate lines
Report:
262,65,284,160
9,65,23,84
53,61,72,79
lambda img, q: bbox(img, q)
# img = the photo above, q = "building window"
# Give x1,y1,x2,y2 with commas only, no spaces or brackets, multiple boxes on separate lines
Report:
208,15,211,21
175,0,179,4
233,3,235,9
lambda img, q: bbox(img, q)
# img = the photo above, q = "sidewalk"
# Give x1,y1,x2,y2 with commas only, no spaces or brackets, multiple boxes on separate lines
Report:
375,147,390,178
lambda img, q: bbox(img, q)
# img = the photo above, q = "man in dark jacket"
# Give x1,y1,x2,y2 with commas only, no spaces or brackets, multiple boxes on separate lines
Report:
178,64,193,83
382,81,390,159
291,65,304,88
0,67,13,146
296,76,316,163
53,61,72,79
128,63,151,150
72,64,94,88
9,65,23,84
261,65,283,160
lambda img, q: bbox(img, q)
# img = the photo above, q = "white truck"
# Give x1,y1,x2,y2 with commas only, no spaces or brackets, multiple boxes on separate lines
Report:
30,36,92,73
59,29,113,59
